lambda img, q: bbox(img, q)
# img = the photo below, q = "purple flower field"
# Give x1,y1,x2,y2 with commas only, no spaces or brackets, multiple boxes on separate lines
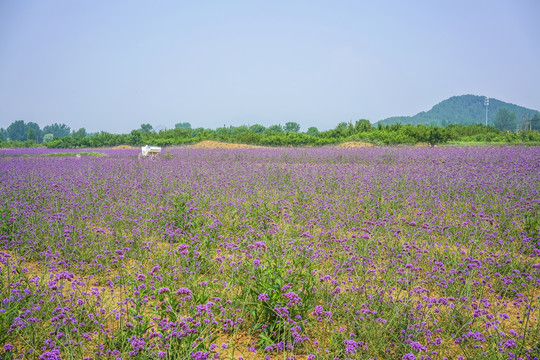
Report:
1,146,539,360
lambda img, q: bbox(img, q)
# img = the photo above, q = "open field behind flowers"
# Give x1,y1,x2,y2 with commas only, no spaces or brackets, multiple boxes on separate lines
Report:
1,146,539,360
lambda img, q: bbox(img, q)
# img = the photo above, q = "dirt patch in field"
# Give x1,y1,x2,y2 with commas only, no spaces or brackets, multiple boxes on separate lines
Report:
336,141,374,148
186,141,264,149
415,142,429,146
111,145,138,150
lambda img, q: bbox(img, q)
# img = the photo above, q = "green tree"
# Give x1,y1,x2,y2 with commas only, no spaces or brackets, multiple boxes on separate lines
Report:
26,122,42,142
72,128,87,139
0,128,6,142
43,123,71,138
389,122,402,131
140,124,153,133
27,127,36,143
230,125,249,137
43,134,54,143
306,126,319,137
520,114,531,131
284,122,300,133
173,128,191,139
191,127,204,137
89,131,120,147
7,120,27,141
355,119,372,132
493,108,516,131
201,129,214,138
215,126,230,138
333,122,351,137
249,124,266,133
175,122,191,130
266,124,283,134
531,113,540,131
426,127,449,146
130,130,143,145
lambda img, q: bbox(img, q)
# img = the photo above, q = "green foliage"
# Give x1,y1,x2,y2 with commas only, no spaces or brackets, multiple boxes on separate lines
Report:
494,108,517,131
242,257,315,347
170,193,194,230
306,126,319,137
332,121,354,137
43,134,54,143
532,113,540,131
250,124,266,133
175,122,191,129
518,130,540,142
349,130,416,145
0,206,16,237
520,113,540,131
355,119,372,132
266,124,284,134
284,121,301,133
7,120,27,141
378,94,539,127
192,127,205,137
26,122,43,142
4,94,539,151
43,123,70,138
3,113,540,150
426,127,451,146
140,123,153,133
130,130,143,145
27,127,36,142
71,127,87,139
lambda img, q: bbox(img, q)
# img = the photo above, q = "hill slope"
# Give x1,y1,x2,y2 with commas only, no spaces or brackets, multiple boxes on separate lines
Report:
377,95,539,128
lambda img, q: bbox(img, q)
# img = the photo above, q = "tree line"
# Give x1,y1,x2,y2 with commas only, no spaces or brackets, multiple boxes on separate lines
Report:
0,120,86,145
1,110,539,148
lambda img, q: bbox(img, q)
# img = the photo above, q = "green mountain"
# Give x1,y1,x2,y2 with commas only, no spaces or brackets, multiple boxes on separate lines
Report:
377,95,539,129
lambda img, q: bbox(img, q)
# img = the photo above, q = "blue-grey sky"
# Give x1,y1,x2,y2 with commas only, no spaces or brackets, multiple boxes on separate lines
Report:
1,0,539,133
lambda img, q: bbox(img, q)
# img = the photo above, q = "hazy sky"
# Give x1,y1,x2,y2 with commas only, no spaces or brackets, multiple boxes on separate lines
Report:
1,0,539,133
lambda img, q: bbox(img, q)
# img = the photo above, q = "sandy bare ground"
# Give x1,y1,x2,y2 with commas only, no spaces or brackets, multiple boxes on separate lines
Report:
335,141,374,148
184,140,265,149
187,140,379,149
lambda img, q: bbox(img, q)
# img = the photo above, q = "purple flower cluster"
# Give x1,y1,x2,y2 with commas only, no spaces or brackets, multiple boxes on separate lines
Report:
0,146,539,359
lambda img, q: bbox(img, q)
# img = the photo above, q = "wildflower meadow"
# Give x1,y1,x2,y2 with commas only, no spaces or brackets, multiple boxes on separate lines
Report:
1,146,539,360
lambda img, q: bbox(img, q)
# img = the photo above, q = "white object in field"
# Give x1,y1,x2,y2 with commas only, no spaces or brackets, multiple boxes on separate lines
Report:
140,145,162,158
